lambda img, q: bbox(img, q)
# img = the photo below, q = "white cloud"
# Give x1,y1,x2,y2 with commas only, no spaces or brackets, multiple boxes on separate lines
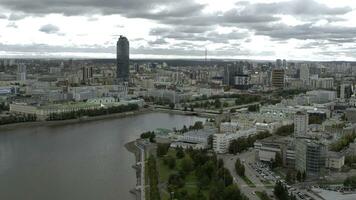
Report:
0,0,355,60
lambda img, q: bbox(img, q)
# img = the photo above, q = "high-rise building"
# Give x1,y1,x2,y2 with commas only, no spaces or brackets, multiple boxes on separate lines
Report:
17,63,26,82
223,62,243,86
282,59,287,68
295,139,326,177
271,69,285,88
82,66,93,84
300,64,310,86
338,83,353,100
116,36,130,83
294,111,309,137
276,59,282,68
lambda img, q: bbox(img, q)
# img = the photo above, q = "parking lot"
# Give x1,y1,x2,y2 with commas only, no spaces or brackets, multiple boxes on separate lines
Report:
249,161,322,200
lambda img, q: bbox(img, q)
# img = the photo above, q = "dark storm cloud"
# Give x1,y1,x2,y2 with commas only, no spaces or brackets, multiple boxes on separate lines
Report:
251,23,356,41
150,27,249,43
0,0,204,19
8,12,27,20
39,24,60,34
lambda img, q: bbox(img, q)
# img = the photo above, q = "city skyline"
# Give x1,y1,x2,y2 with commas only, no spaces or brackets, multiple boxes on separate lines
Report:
0,0,356,61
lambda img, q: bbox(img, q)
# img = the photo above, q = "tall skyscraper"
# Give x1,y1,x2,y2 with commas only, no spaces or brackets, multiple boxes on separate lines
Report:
282,59,287,68
223,62,244,86
116,36,130,83
82,66,93,84
300,64,310,86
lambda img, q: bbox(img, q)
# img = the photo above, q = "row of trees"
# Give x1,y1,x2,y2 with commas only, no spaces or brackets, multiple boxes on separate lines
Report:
285,170,306,184
229,131,272,154
330,131,356,152
235,159,245,177
46,104,139,121
147,155,161,200
0,114,37,125
0,102,9,112
143,96,172,106
140,131,156,143
274,181,297,200
248,104,260,112
344,175,356,188
275,89,307,99
345,155,356,168
184,99,229,110
275,124,294,136
186,94,261,110
176,121,204,134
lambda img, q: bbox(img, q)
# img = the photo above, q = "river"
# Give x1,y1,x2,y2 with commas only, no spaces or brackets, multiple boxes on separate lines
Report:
0,112,204,200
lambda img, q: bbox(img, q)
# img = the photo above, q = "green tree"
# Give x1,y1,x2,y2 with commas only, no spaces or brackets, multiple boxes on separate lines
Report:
157,143,170,157
214,99,222,109
176,147,185,159
181,157,194,173
168,173,185,190
235,159,245,177
163,155,176,169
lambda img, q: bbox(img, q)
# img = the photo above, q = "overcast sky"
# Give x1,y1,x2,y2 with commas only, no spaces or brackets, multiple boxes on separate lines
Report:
0,0,356,60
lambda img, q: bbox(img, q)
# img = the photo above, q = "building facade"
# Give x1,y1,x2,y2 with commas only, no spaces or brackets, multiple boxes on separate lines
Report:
117,36,130,83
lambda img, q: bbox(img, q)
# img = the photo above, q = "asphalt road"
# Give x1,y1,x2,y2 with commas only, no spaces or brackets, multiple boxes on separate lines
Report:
221,150,275,200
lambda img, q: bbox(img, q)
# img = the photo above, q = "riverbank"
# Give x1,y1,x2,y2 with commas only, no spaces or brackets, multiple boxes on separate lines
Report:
125,140,145,200
0,108,151,131
125,141,140,162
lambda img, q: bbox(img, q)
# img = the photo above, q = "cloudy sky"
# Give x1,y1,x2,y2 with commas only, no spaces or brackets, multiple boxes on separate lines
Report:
0,0,356,60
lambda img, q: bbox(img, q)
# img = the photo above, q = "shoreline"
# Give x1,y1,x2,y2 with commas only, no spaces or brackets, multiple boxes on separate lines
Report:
0,108,152,131
125,140,143,200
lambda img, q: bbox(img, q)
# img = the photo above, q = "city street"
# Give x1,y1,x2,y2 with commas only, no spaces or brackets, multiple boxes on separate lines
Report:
221,150,275,200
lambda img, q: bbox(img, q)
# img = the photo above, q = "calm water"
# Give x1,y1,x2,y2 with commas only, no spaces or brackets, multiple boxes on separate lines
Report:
0,112,203,200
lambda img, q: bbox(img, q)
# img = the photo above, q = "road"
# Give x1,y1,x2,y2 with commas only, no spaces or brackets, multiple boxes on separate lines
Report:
221,150,275,200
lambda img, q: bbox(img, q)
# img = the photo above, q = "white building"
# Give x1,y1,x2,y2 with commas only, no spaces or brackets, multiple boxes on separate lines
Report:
325,151,345,171
310,77,334,90
294,111,309,137
306,90,337,103
213,133,229,153
173,129,215,149
213,128,256,154
220,122,238,133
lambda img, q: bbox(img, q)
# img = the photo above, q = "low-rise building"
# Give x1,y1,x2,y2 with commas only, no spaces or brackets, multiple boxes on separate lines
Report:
172,128,215,150
325,151,345,171
213,128,256,154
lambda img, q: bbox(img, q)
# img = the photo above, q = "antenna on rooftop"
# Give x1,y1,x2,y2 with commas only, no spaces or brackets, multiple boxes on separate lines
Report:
205,48,208,67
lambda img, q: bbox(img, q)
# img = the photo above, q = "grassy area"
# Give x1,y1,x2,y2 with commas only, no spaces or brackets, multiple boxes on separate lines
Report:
255,191,273,200
241,175,256,187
